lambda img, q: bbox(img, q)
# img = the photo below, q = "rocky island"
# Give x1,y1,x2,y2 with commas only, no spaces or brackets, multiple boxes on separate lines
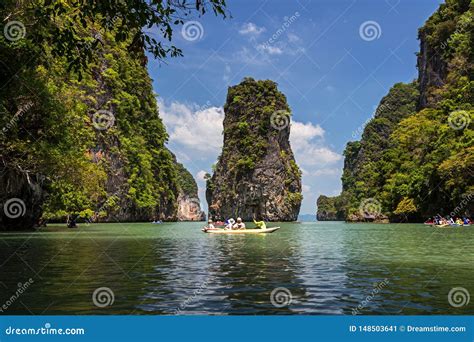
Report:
317,0,473,222
0,23,204,230
206,78,302,221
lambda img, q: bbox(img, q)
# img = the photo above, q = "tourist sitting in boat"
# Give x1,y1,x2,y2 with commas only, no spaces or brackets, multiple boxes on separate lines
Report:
233,217,246,230
455,218,463,225
463,217,471,225
225,218,235,230
206,219,215,229
253,217,266,229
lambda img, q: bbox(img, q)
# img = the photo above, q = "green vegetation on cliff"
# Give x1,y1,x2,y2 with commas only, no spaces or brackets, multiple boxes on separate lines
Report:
318,0,473,222
175,162,199,197
207,78,302,221
0,1,227,229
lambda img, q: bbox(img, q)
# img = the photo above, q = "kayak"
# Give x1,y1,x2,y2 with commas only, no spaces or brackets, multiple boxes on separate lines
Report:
432,224,450,228
203,227,280,234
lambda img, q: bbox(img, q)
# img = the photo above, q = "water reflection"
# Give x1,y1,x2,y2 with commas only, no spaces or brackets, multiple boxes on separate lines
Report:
0,222,472,315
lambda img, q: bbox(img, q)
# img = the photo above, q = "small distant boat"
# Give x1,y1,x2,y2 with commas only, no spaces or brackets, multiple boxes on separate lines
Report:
202,227,280,234
152,220,163,224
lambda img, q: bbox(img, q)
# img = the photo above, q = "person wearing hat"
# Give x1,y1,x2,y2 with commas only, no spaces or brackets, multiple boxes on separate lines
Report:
233,217,246,230
206,219,215,229
225,218,235,230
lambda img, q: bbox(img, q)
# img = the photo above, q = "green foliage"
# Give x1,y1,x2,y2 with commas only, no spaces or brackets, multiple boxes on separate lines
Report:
394,197,417,215
1,3,207,225
175,162,199,197
286,192,303,206
221,78,291,175
0,0,228,76
322,1,474,222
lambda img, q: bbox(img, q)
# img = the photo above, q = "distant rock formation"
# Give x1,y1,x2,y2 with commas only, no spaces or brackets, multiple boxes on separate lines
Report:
175,162,205,221
206,78,302,221
316,195,345,221
316,0,473,222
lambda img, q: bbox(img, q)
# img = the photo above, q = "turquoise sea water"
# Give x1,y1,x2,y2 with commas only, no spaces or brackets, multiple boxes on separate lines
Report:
0,222,472,315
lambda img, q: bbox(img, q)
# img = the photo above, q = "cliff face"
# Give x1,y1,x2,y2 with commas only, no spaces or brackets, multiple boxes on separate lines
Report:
0,19,201,229
416,0,471,109
206,78,302,221
175,162,205,221
316,195,345,221
317,0,473,222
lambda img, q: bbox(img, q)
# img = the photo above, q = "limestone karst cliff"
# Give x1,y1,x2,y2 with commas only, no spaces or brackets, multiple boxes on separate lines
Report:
206,78,302,221
317,0,473,222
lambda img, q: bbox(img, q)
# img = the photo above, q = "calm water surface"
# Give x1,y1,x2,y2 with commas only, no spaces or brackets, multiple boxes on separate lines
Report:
0,222,472,315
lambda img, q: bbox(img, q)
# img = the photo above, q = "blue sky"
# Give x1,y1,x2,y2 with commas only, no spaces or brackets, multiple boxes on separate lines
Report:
147,0,442,214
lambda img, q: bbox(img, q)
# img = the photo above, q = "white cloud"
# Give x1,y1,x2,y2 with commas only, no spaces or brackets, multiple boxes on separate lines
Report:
287,33,301,43
196,170,208,181
256,43,284,55
239,22,265,36
302,184,311,193
298,146,342,165
312,168,341,177
158,99,224,154
290,121,342,166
